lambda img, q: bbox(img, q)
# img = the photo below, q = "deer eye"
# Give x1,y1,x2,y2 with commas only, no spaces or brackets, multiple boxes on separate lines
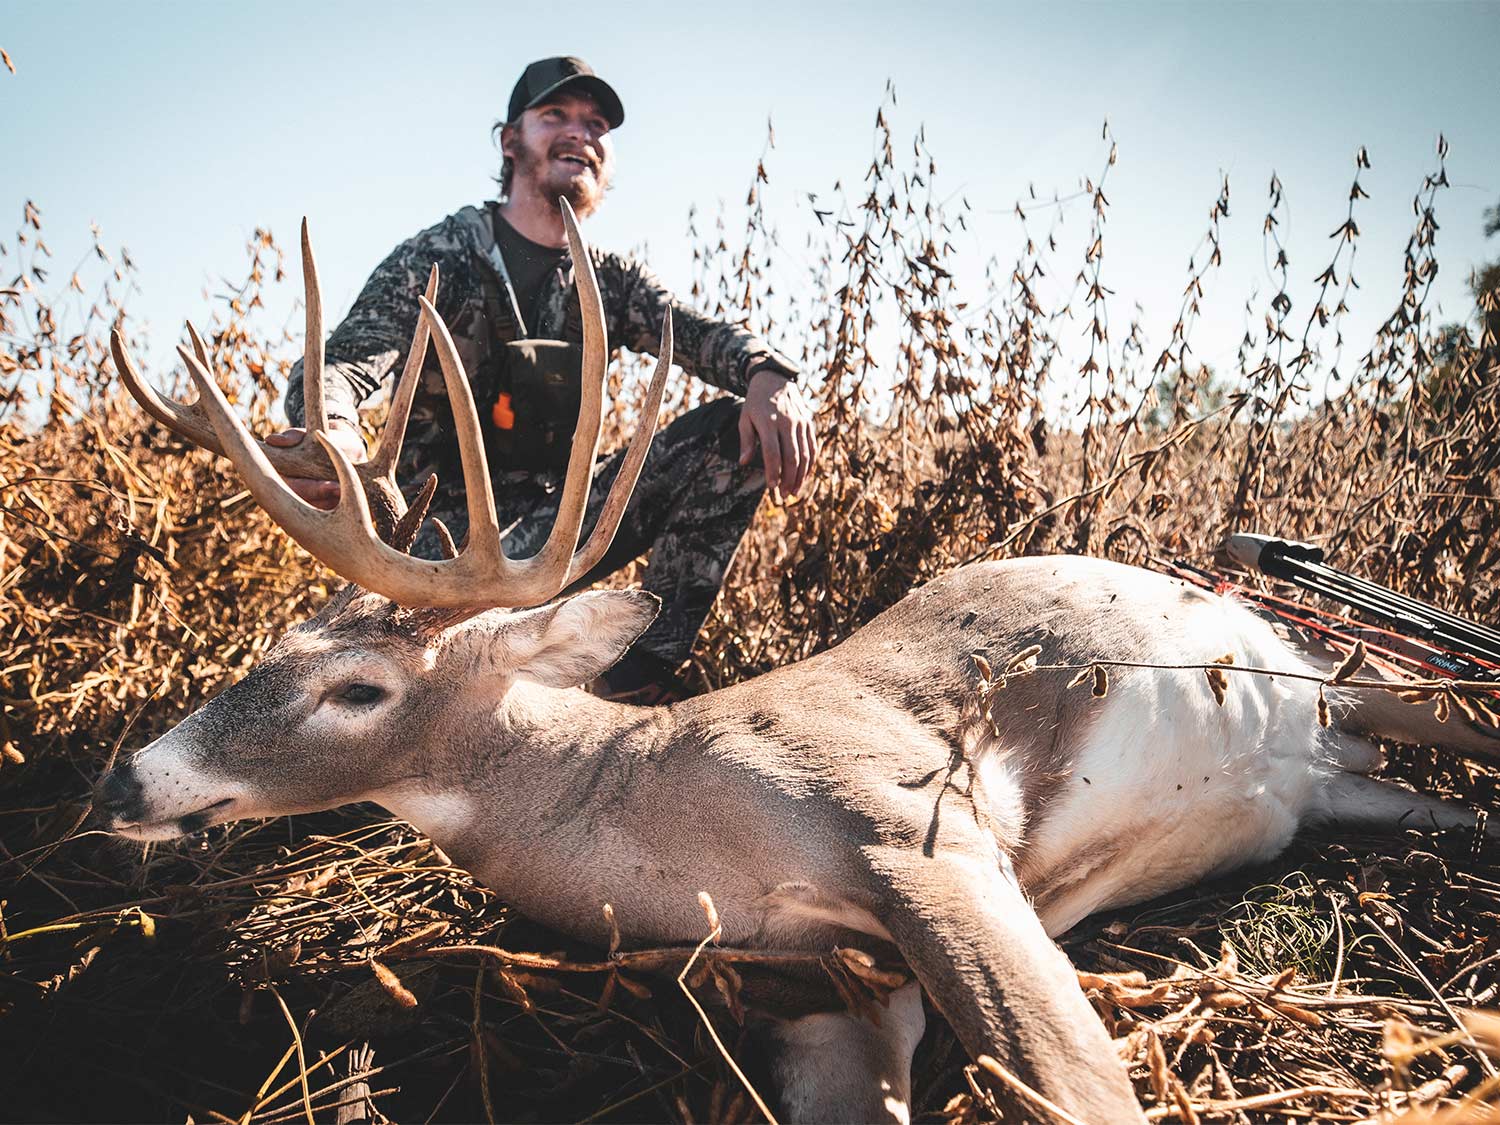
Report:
337,683,387,706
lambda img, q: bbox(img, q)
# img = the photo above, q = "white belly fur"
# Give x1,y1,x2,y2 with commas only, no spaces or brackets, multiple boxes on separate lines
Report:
1012,591,1332,936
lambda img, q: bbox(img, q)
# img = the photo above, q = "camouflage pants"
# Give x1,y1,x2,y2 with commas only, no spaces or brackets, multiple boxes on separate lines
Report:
411,397,766,666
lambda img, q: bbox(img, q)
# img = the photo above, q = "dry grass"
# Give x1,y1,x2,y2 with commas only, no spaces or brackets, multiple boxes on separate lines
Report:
2,98,1498,1122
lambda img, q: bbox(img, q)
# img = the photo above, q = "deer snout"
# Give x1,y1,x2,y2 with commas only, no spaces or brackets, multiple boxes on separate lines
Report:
95,762,145,825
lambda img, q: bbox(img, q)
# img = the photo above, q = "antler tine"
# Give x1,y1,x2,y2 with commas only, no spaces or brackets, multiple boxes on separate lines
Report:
388,473,439,553
176,340,446,600
524,198,609,590
115,318,340,482
416,297,505,569
367,263,439,481
112,328,226,454
301,218,329,438
185,321,212,369
566,310,672,586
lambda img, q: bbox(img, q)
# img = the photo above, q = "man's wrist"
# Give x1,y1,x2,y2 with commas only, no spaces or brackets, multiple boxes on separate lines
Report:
747,366,790,393
745,354,798,387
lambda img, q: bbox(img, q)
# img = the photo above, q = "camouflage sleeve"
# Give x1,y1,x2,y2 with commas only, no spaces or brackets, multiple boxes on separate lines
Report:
284,215,474,427
607,254,800,398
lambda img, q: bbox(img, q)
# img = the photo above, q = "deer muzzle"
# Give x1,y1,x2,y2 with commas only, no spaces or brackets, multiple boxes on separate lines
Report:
96,737,249,842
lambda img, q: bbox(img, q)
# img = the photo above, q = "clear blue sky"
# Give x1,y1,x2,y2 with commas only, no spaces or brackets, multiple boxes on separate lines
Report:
4,1,1498,398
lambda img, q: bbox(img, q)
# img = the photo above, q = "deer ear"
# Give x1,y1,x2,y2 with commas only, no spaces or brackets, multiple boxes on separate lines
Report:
502,590,660,688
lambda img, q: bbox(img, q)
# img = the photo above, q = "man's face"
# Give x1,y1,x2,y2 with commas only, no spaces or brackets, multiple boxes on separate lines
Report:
502,91,615,217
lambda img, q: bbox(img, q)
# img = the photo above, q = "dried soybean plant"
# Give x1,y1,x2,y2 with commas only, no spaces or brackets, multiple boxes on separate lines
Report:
694,99,1497,691
2,88,1499,1123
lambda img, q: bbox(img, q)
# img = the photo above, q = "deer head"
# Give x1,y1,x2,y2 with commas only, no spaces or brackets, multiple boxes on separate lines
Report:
97,201,671,841
95,584,661,841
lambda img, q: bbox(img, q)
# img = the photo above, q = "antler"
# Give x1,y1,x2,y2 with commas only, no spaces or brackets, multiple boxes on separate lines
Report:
123,200,670,610
111,219,435,538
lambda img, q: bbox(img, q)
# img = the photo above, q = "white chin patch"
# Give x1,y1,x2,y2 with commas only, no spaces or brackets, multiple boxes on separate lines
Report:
115,818,194,843
114,797,239,842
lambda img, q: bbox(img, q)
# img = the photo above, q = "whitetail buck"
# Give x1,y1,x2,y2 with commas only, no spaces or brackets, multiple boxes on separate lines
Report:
99,203,1496,1124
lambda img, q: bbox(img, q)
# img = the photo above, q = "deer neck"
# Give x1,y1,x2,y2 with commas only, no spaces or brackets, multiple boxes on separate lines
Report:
371,683,682,936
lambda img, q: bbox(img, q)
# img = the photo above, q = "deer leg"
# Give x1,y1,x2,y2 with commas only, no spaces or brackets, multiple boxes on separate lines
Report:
1330,681,1500,763
1343,690,1500,761
1292,633,1499,762
762,982,926,1125
1310,771,1486,835
863,844,1146,1123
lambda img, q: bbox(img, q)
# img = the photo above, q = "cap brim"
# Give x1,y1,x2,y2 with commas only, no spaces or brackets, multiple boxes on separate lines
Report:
522,74,625,129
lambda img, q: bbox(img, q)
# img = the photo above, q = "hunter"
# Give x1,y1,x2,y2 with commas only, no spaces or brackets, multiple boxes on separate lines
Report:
270,56,817,703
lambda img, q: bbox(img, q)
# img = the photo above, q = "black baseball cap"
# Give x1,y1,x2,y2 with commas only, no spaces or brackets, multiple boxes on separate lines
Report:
507,57,624,130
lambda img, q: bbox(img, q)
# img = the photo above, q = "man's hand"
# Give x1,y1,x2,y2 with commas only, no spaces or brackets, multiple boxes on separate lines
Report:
264,422,367,509
738,369,818,501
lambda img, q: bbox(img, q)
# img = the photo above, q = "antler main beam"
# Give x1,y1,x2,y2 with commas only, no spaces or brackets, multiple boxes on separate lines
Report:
112,219,437,538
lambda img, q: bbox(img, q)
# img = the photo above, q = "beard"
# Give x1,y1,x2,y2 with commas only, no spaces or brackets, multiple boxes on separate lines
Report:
510,142,611,218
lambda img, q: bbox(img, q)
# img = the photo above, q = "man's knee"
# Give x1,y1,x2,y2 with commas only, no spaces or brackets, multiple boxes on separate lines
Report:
641,396,765,503
659,396,746,463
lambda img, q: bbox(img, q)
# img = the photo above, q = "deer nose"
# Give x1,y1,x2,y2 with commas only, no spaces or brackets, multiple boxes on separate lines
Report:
95,763,145,823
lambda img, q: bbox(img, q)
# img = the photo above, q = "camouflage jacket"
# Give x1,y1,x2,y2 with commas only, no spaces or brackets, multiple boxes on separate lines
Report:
284,204,799,460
